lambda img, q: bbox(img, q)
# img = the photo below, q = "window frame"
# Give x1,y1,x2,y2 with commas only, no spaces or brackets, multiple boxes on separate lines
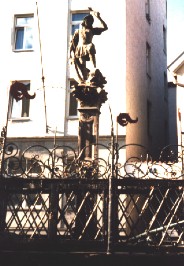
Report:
14,14,34,52
9,81,31,121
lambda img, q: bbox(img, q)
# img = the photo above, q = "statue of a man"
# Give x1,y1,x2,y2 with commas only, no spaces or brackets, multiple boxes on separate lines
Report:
70,9,108,85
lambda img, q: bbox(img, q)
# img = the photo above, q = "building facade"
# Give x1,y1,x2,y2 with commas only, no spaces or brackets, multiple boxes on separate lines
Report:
126,0,168,159
0,0,167,159
168,51,184,147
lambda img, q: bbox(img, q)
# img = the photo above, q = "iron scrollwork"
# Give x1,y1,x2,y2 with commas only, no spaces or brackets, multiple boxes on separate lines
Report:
1,141,184,180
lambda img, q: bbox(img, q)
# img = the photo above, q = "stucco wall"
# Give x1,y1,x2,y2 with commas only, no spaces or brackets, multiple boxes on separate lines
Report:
126,0,167,158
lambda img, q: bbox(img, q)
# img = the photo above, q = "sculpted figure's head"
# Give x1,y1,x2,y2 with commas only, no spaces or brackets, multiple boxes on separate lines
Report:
82,14,94,27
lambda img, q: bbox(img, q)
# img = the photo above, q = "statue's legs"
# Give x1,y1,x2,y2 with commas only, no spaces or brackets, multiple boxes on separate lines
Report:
89,54,96,68
76,58,90,81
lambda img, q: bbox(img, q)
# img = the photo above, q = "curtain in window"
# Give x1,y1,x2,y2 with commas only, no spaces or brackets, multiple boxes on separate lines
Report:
22,98,30,117
11,100,21,118
15,28,24,49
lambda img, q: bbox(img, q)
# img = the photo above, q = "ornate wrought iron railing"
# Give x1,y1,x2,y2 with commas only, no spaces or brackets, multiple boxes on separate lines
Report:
1,142,183,179
0,141,184,254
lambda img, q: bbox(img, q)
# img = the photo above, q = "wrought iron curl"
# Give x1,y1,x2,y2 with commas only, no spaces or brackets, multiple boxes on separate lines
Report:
21,144,79,178
149,160,183,179
159,144,183,163
153,144,184,179
76,143,112,179
2,143,24,177
51,145,78,178
21,144,52,178
72,157,110,179
116,144,152,179
4,142,19,157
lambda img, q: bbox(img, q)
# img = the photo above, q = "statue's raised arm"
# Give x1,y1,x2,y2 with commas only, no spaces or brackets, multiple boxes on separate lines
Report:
88,7,108,33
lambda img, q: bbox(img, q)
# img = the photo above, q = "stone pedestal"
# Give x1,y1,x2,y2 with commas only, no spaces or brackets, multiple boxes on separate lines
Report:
78,106,100,160
72,84,107,158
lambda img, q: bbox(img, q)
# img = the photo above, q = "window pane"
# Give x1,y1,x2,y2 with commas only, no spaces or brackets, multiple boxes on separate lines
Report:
24,27,33,49
26,194,42,206
9,194,22,207
22,83,30,117
22,98,30,117
72,13,88,22
71,13,89,34
15,28,24,49
11,100,22,118
72,24,79,35
16,17,33,26
69,93,77,116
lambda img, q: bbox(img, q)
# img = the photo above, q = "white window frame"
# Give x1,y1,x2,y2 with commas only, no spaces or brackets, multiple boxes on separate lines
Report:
14,14,34,51
9,81,31,121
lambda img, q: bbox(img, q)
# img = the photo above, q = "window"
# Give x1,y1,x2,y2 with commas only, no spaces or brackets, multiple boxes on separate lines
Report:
164,120,168,146
14,15,34,50
68,80,78,117
146,42,151,77
164,72,168,101
10,81,31,119
71,12,89,35
145,0,151,22
163,25,167,53
147,100,152,137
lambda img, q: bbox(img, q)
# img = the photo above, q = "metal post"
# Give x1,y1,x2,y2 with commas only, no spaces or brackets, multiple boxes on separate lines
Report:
48,147,59,239
0,126,8,233
107,117,119,254
107,129,115,254
48,183,59,239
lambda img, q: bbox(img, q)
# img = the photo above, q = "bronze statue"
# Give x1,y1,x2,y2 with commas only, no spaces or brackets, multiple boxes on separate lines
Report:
70,8,108,87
